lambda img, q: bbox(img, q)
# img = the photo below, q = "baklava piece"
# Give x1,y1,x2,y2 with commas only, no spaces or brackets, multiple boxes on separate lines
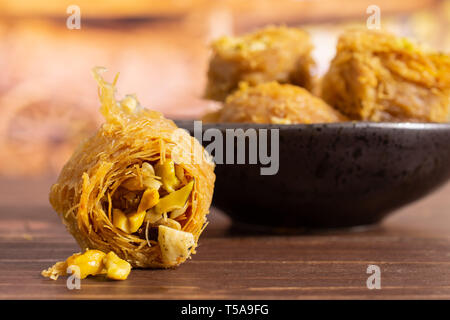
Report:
205,26,316,101
321,28,450,122
204,82,347,124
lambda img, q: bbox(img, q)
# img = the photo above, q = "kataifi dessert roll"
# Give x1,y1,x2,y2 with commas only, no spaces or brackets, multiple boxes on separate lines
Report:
48,67,215,269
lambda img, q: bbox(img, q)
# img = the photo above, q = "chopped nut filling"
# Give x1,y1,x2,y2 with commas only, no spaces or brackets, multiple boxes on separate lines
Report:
109,159,195,261
41,250,131,281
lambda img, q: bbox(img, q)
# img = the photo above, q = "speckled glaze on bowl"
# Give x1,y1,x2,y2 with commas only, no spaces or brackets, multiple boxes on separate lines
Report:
176,121,450,229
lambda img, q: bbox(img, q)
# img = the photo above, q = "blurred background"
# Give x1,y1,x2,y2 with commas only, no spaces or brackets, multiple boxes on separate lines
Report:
0,0,450,206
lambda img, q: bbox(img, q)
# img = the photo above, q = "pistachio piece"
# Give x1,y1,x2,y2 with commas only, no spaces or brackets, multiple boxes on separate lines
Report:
103,251,132,280
113,208,129,233
175,165,188,185
66,250,106,279
137,188,159,213
155,159,180,193
154,180,194,215
127,210,147,233
113,209,147,234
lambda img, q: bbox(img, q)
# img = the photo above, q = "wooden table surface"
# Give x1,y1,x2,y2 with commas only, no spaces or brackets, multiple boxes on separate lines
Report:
0,177,449,300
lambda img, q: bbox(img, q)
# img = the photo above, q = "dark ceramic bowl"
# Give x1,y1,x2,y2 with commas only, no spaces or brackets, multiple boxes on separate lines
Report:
176,121,450,229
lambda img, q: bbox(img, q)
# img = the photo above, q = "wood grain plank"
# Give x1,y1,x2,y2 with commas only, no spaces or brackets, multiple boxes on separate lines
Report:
0,179,449,299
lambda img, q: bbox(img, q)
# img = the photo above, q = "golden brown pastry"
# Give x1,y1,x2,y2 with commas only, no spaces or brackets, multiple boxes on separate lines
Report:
48,67,215,270
204,26,316,101
203,82,347,124
321,28,450,122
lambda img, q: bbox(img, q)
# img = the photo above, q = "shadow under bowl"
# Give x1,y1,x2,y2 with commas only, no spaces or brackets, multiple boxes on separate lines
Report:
176,121,450,229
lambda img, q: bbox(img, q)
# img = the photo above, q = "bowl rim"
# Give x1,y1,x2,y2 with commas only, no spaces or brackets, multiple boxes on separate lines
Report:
174,120,450,131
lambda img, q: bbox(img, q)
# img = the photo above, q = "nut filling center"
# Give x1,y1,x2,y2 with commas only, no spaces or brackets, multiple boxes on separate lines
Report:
106,159,196,264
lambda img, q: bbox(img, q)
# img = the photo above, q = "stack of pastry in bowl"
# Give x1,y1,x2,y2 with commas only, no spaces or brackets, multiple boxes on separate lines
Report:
203,26,450,124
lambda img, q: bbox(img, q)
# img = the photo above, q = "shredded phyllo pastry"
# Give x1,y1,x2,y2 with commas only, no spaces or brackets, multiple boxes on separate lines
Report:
203,81,347,124
321,28,450,122
43,67,215,280
204,25,316,101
